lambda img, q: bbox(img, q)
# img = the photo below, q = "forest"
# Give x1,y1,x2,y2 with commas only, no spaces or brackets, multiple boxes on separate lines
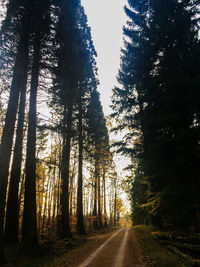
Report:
0,0,200,266
0,0,123,264
112,0,200,231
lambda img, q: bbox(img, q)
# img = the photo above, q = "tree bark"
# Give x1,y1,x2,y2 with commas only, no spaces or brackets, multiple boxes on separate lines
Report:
77,96,85,235
70,148,76,216
97,170,103,229
60,102,73,238
114,179,117,227
42,173,51,236
21,35,41,247
0,22,29,262
5,67,28,244
103,169,107,227
93,148,98,230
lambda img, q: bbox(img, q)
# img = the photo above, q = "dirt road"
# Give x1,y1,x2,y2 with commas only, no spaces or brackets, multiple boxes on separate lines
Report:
78,228,145,267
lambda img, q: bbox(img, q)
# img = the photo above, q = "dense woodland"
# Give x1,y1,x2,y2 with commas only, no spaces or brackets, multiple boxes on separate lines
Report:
1,0,200,265
0,0,122,264
112,0,200,231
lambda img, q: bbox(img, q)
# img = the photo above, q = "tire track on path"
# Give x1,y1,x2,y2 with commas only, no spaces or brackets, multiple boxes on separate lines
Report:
79,228,130,267
78,228,123,267
114,228,129,267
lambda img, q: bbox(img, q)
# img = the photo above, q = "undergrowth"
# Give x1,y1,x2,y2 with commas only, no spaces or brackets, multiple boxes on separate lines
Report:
134,225,195,267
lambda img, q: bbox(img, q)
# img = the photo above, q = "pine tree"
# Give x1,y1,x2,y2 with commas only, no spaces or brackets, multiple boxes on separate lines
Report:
112,0,200,229
0,0,31,261
50,0,99,236
21,0,52,247
76,6,98,235
144,0,200,228
51,0,90,237
5,61,28,244
87,88,109,229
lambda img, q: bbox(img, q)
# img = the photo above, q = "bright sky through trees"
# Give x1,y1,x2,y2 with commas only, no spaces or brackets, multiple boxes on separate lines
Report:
81,0,130,211
82,0,129,173
81,0,127,116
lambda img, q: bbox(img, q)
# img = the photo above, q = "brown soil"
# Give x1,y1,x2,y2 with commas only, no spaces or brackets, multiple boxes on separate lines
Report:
124,228,146,267
41,228,119,267
80,228,126,267
6,228,146,267
75,227,145,267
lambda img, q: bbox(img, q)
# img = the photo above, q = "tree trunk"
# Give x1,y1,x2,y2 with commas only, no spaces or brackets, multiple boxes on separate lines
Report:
0,25,29,262
114,179,117,227
57,140,62,221
47,178,53,238
52,157,57,237
103,169,107,227
93,150,98,230
77,97,85,235
5,69,28,244
70,148,76,216
97,171,103,229
21,36,41,247
42,174,51,236
109,186,113,227
18,170,26,229
60,102,73,238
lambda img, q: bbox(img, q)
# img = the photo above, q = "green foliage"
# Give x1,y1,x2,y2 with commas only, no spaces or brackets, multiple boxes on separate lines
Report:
112,0,200,230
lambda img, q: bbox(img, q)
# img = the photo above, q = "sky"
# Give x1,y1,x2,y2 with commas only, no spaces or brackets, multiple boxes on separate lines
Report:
81,0,131,210
81,0,129,171
81,0,127,116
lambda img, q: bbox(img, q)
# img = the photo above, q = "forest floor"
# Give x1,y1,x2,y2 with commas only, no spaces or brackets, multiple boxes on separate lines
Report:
134,225,200,267
4,228,114,266
3,227,145,267
4,225,197,266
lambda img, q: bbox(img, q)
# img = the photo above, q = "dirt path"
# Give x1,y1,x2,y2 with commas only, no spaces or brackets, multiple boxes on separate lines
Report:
78,228,145,267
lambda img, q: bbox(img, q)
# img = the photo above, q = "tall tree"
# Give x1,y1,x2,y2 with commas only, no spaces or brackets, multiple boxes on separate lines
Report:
0,0,31,261
112,0,200,229
76,6,98,235
87,88,109,229
77,92,85,234
5,63,28,244
52,0,85,238
21,0,51,246
52,0,98,236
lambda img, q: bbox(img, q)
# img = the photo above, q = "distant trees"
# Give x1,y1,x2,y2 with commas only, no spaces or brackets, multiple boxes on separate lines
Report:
112,0,200,230
51,0,100,237
0,0,119,264
87,88,111,229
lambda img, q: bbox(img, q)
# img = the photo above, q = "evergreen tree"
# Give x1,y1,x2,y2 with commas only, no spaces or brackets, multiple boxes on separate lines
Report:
87,88,109,229
112,0,200,229
0,0,31,261
51,0,98,237
21,0,52,247
76,6,98,235
5,58,28,244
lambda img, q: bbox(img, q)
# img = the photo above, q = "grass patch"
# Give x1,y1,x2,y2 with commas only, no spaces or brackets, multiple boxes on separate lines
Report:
134,225,193,267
